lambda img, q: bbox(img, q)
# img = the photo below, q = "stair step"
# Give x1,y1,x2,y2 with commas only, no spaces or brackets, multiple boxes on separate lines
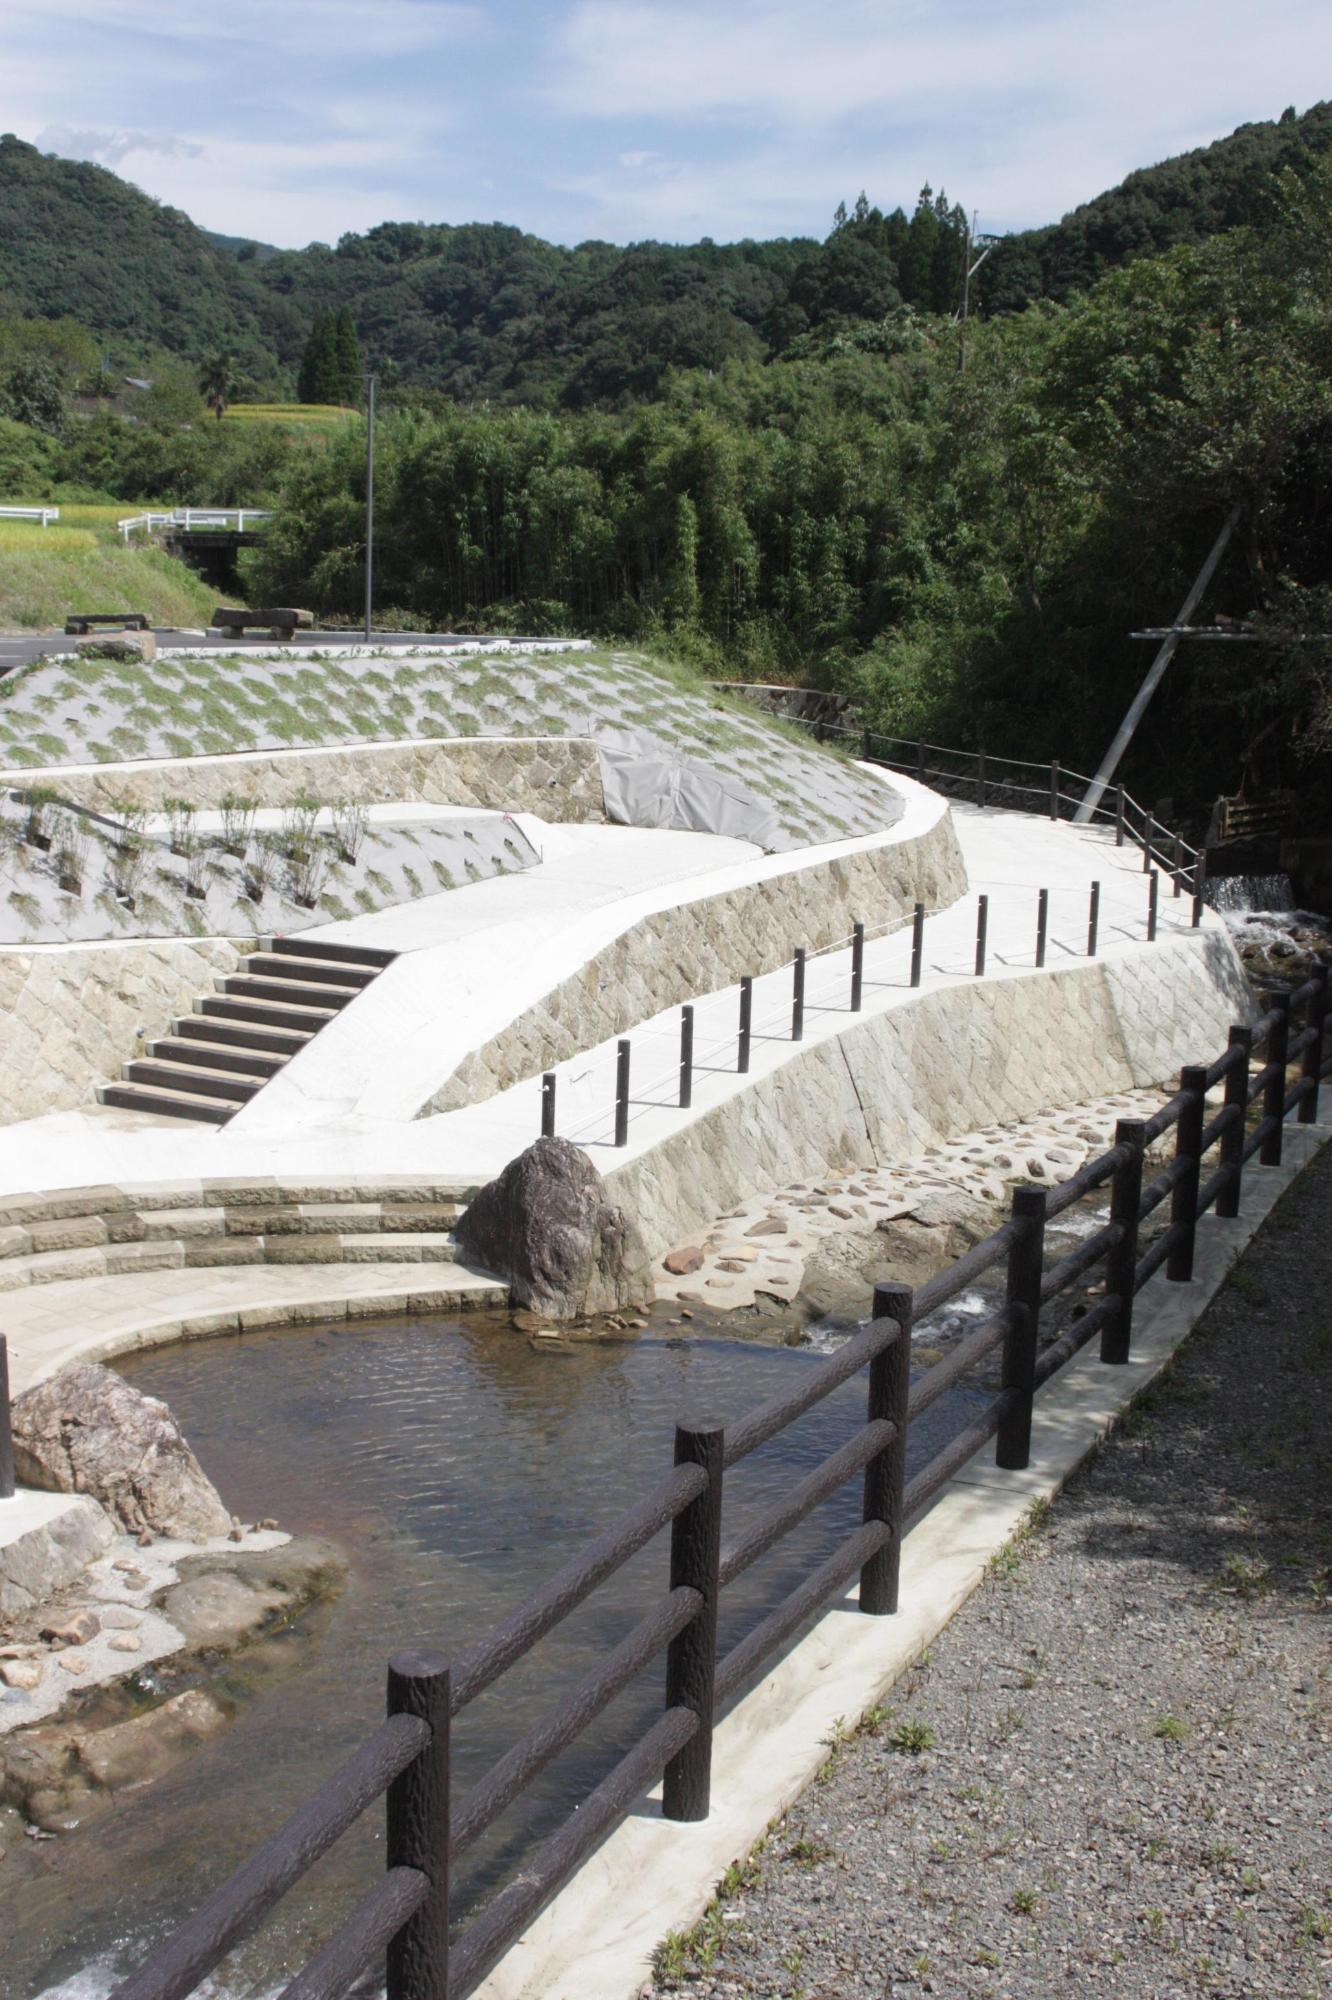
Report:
269,935,397,970
222,975,354,1009
221,1201,461,1236
243,952,376,988
198,996,338,1031
182,1015,316,1055
0,1239,188,1292
98,1083,235,1125
124,1060,263,1103
148,1037,288,1079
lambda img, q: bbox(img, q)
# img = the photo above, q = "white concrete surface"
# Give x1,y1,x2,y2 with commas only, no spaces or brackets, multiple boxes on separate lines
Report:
472,1122,1330,2000
0,788,1243,1213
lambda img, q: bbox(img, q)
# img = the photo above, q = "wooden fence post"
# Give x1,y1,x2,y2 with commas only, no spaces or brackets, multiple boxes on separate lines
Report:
1217,1026,1252,1219
663,1420,725,1821
861,1283,911,1615
1167,1066,1208,1282
1102,1120,1146,1363
1260,992,1290,1166
386,1650,451,2000
1299,967,1327,1124
997,1187,1046,1470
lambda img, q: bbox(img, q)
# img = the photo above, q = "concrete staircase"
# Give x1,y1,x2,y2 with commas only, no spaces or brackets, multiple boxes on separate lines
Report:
0,1176,478,1293
99,936,398,1124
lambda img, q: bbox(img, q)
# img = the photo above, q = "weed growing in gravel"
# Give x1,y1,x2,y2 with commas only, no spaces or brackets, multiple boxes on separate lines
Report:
1150,1713,1191,1742
890,1719,936,1755
1010,1887,1040,1915
1216,1552,1273,1598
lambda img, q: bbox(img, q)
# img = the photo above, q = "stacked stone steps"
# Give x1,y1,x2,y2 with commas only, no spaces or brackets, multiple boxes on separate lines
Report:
99,936,397,1124
0,1178,477,1292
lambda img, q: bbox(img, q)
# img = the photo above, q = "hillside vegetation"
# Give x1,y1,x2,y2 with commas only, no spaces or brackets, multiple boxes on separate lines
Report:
3,106,1331,404
0,536,215,631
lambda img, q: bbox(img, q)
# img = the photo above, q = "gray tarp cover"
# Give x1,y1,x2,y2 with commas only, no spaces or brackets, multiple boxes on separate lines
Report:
597,728,785,851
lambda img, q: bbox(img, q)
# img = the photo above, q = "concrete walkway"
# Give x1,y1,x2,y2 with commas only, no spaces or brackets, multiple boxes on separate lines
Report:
0,798,1228,1198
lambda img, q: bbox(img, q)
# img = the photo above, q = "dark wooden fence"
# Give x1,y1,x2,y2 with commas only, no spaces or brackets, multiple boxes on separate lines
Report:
108,971,1329,2000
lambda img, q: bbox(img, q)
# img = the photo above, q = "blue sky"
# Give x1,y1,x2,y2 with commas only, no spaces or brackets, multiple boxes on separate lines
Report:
2,0,1330,250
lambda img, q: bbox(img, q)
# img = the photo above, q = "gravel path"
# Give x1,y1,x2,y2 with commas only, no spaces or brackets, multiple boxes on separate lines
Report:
643,1146,1332,2000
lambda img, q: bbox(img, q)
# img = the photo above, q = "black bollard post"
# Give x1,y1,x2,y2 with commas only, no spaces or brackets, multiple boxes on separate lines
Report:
737,976,752,1073
614,1039,631,1147
1087,880,1101,958
910,902,925,988
679,1005,694,1110
1192,851,1208,928
850,922,864,1012
792,949,806,1042
1147,869,1160,942
1115,784,1126,847
974,895,988,976
540,1071,556,1139
1036,887,1048,968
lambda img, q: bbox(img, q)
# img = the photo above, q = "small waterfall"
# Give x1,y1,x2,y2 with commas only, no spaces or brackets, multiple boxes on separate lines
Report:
1207,871,1295,914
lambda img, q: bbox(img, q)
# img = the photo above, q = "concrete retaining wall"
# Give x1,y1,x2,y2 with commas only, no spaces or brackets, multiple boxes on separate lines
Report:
0,937,241,1125
604,929,1252,1260
1,736,606,825
423,804,968,1112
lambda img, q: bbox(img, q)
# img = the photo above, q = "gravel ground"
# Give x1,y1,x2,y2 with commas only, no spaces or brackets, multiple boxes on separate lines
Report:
643,1146,1332,2000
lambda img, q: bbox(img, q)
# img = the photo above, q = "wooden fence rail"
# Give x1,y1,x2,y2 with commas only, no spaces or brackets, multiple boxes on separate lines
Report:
108,967,1330,2000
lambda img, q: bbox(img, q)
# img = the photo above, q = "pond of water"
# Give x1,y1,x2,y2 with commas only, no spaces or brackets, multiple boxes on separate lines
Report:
16,1312,987,2000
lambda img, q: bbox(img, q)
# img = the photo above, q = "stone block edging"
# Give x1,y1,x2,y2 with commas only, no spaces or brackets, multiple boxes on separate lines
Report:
1,734,606,825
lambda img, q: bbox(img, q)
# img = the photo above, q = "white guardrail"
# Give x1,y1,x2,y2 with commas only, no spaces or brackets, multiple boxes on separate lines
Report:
118,508,272,541
0,505,60,525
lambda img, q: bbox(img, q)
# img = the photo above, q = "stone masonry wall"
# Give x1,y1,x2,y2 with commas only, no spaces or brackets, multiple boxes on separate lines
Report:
422,809,968,1113
0,937,242,1125
1,737,605,825
604,929,1252,1261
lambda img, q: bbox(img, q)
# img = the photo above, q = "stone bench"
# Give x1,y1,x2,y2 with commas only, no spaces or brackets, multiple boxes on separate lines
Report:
64,613,150,635
212,606,315,642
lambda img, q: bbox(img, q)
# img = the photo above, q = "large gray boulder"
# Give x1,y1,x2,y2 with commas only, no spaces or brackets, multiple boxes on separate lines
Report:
456,1136,652,1319
10,1363,232,1541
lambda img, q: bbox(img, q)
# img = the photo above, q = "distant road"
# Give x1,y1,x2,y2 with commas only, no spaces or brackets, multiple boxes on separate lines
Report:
0,630,547,676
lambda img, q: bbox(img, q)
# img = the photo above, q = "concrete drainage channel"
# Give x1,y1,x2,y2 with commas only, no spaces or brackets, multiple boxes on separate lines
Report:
99,937,399,1124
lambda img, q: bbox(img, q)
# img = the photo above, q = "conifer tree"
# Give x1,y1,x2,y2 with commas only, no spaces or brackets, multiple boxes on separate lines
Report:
334,307,363,406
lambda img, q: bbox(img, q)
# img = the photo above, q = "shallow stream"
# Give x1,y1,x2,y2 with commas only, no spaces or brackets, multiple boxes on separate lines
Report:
16,1311,987,2000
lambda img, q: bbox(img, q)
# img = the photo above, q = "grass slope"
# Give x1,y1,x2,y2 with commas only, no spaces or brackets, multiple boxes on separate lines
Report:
0,541,215,632
0,646,895,849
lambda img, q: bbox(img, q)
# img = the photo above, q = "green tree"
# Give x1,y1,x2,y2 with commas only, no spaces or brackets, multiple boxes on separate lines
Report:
198,350,237,421
333,307,362,405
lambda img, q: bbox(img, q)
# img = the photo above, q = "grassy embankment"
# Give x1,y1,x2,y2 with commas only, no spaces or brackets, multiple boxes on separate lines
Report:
0,509,217,631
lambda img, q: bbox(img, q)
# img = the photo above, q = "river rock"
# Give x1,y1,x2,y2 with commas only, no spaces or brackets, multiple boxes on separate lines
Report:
663,1246,705,1275
0,1660,43,1691
456,1137,652,1319
10,1363,232,1542
75,1690,229,1792
158,1537,345,1653
40,1610,100,1648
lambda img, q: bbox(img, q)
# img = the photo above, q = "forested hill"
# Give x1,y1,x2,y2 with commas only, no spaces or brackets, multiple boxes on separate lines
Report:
977,100,1332,310
2,101,1331,406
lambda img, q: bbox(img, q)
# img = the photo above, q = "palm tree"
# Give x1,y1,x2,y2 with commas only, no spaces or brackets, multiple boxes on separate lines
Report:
198,351,237,421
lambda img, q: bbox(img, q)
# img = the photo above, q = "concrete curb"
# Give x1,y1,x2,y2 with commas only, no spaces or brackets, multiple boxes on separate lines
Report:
472,1120,1331,2000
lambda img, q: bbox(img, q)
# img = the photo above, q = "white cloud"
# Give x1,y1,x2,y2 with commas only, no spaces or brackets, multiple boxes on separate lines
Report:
34,125,203,169
5,0,482,61
548,0,1332,133
617,149,661,167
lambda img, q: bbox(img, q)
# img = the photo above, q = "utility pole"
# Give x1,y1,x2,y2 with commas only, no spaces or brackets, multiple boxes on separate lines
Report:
363,372,376,644
958,214,995,373
1073,503,1242,824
